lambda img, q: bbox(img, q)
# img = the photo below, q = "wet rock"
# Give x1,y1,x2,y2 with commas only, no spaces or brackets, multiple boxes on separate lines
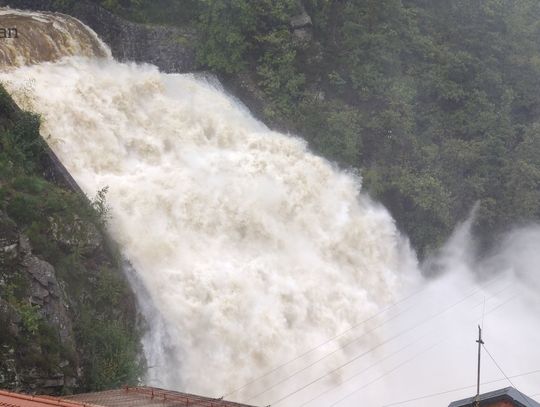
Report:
293,27,312,44
50,216,102,255
290,10,312,29
290,7,312,45
0,212,19,265
23,254,58,301
22,251,74,343
18,235,32,255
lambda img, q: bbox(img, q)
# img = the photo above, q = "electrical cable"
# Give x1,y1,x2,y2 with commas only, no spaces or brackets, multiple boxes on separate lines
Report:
324,292,519,407
298,331,435,407
245,299,420,402
266,279,506,406
381,369,540,406
298,286,515,407
328,341,443,407
482,344,535,407
233,274,510,400
223,285,430,398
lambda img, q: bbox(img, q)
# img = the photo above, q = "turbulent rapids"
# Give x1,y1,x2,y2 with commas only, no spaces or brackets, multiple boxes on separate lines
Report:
0,8,109,68
4,8,540,407
0,7,416,400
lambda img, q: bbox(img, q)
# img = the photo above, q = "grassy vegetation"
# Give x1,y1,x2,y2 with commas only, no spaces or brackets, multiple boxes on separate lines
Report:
0,85,142,392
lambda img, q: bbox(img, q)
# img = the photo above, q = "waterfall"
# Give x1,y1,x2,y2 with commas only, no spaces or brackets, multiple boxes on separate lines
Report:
2,9,539,407
0,8,109,68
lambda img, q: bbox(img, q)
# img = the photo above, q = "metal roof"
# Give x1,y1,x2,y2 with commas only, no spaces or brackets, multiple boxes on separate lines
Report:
449,387,540,407
64,387,256,407
0,387,257,407
0,390,89,407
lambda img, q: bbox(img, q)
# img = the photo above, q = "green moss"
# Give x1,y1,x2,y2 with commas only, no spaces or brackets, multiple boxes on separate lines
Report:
0,84,142,393
76,312,141,391
18,302,42,335
6,193,42,226
172,35,189,46
11,176,48,194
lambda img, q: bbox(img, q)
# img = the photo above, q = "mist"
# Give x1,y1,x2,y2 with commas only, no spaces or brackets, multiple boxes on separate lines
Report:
227,217,540,407
1,8,540,407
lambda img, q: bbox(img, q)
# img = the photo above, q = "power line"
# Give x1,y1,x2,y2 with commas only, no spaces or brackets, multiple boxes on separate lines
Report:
245,299,420,402
232,274,506,400
482,345,515,386
485,293,518,314
298,286,514,407
381,369,540,406
267,281,504,406
298,331,433,407
224,285,430,399
328,341,443,407
325,292,519,407
299,287,516,407
482,344,535,407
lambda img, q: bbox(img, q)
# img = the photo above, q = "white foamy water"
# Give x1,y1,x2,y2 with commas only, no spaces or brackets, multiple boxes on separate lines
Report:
1,56,418,398
2,9,540,407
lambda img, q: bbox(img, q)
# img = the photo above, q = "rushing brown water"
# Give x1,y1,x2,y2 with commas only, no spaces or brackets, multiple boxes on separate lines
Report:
3,8,540,407
0,6,419,402
0,8,109,68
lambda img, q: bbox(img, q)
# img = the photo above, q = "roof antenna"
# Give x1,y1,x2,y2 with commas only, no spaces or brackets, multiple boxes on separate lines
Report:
475,325,485,407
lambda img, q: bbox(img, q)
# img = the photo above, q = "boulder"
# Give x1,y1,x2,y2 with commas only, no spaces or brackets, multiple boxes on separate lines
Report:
50,216,102,255
290,6,313,45
22,252,58,301
293,27,312,44
290,11,312,29
19,236,75,344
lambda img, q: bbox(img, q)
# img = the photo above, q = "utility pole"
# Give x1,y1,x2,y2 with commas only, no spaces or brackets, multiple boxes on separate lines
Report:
475,325,484,407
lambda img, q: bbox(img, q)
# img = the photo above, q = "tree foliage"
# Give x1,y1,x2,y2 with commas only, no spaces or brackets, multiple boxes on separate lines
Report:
16,0,540,257
194,0,540,255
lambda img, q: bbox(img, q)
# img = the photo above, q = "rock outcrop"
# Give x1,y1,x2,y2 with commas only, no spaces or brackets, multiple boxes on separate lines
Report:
290,3,313,45
0,83,142,394
0,211,78,394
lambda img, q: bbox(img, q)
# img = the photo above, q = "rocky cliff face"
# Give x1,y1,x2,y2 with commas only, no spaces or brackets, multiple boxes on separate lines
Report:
0,211,77,394
0,0,197,73
0,86,142,394
0,0,312,394
0,0,194,395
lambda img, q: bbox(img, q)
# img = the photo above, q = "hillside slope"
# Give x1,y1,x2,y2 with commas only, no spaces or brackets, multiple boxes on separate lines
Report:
0,86,143,394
